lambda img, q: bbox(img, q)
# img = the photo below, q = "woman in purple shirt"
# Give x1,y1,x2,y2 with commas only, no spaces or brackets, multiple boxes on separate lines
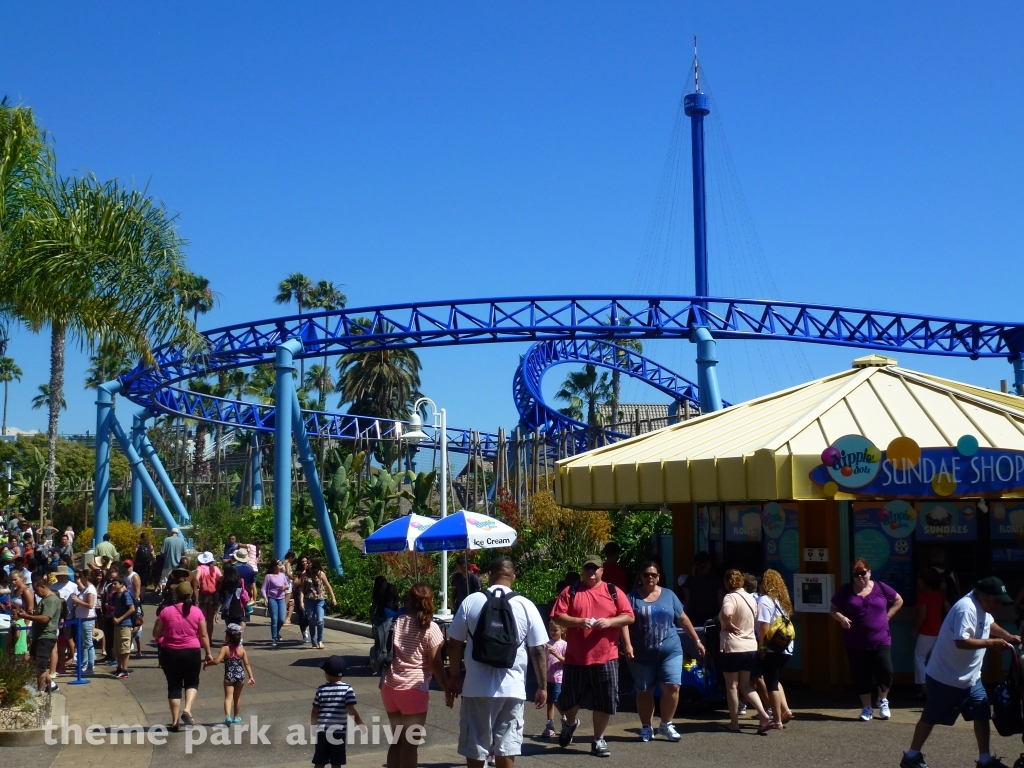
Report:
261,559,291,647
829,557,904,722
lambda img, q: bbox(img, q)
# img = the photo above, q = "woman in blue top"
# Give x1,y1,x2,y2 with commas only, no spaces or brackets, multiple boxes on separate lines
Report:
623,560,706,742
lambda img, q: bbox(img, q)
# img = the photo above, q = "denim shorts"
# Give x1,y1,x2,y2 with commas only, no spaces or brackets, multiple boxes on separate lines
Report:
547,681,562,702
922,676,989,726
627,650,683,690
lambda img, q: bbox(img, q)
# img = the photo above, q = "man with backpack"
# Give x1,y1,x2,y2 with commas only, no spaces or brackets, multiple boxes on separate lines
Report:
446,555,549,768
193,552,223,630
550,554,635,758
900,576,1021,768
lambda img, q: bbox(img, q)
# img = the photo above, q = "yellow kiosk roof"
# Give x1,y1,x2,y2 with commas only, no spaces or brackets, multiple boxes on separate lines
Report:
555,357,1024,508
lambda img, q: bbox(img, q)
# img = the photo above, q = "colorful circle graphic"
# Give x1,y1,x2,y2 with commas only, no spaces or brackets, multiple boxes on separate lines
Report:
824,434,881,489
886,436,921,470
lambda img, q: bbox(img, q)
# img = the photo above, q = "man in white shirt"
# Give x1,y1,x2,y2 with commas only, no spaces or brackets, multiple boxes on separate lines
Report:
901,577,1021,768
51,566,78,677
447,555,549,768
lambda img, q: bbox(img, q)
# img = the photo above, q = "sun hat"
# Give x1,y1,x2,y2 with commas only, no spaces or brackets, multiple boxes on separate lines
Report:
197,551,214,565
233,549,249,563
54,565,70,577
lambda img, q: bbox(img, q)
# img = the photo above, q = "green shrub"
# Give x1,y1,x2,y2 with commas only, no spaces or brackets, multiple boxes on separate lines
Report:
0,654,37,710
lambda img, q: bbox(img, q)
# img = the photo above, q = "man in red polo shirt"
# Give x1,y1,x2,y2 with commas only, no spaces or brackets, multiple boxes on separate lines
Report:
551,554,634,758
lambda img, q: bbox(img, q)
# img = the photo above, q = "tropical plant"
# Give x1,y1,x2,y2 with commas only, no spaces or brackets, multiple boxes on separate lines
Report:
407,469,437,517
30,384,65,412
1,172,202,515
555,364,612,446
244,364,277,404
324,449,365,534
84,336,134,408
359,466,410,538
0,355,22,435
175,271,216,324
304,363,334,411
601,316,643,429
336,318,422,420
0,99,52,283
275,272,313,378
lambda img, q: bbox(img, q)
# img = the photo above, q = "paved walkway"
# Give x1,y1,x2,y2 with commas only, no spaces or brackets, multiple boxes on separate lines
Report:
30,614,1024,768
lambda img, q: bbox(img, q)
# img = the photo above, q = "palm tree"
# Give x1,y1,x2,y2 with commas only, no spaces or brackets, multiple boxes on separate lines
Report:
31,384,66,412
2,173,202,514
0,356,22,435
275,272,313,378
85,336,134,410
188,378,214,506
244,364,277,405
175,272,216,325
555,364,612,448
307,279,346,382
601,316,643,429
304,363,334,411
335,318,422,420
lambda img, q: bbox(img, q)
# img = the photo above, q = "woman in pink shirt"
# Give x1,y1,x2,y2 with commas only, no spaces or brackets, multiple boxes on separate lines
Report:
381,583,449,768
153,582,213,731
261,559,291,646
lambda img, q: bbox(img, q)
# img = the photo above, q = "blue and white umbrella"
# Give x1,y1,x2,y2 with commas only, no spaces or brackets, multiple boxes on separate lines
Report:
415,510,518,552
363,514,437,554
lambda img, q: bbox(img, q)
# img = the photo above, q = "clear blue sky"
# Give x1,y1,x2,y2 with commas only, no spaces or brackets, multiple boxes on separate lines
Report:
3,4,1024,437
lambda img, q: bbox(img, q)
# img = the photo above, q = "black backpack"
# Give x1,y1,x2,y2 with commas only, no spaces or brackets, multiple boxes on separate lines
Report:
370,616,396,676
471,587,522,669
221,588,245,623
993,651,1024,737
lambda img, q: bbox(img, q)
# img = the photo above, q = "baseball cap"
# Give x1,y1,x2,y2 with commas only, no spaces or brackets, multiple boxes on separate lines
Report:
321,655,346,677
122,559,134,568
583,555,603,569
175,581,194,598
975,576,1014,604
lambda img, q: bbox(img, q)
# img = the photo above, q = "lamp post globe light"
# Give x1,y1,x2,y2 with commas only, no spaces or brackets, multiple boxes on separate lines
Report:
402,397,451,619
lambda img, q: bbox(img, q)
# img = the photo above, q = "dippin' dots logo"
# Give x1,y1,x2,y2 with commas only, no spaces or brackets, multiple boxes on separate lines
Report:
822,435,881,489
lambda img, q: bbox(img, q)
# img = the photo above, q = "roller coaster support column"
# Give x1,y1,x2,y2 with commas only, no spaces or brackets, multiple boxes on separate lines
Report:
130,412,147,525
273,339,301,560
139,430,190,524
94,383,115,546
684,84,711,302
251,434,263,508
692,327,723,413
291,390,342,575
1013,356,1024,397
108,417,178,530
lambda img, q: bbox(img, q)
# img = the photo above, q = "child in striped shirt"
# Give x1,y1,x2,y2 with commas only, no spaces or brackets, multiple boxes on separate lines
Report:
311,655,364,768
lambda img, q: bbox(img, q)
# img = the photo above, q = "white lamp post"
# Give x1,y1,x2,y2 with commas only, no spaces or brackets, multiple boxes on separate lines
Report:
402,397,451,619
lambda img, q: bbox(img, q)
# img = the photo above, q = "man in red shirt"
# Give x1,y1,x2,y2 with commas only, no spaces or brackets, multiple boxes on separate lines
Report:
600,543,628,591
551,554,634,758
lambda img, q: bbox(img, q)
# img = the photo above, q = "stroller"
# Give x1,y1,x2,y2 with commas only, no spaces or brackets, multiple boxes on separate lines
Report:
677,620,724,713
992,644,1024,768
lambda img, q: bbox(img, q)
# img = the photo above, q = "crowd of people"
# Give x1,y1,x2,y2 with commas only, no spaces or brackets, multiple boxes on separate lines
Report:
4,514,1023,768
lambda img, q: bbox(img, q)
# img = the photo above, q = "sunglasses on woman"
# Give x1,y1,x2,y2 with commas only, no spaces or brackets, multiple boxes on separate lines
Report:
853,570,869,578
642,572,660,579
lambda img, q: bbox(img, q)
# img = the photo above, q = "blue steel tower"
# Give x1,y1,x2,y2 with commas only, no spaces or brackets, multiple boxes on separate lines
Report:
684,44,723,413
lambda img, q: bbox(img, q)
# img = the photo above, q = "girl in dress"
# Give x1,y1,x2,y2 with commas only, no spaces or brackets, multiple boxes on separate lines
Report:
205,623,255,724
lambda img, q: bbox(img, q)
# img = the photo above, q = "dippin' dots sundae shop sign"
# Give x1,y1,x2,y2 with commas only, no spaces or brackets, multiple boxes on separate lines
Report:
810,434,1024,500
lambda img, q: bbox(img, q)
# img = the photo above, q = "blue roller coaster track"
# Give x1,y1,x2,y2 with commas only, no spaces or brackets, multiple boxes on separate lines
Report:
117,294,1024,457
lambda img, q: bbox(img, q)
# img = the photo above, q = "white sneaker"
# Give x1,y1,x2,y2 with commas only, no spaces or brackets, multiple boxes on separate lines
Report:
859,706,873,721
878,699,891,720
638,725,653,742
657,723,681,741
738,704,747,715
